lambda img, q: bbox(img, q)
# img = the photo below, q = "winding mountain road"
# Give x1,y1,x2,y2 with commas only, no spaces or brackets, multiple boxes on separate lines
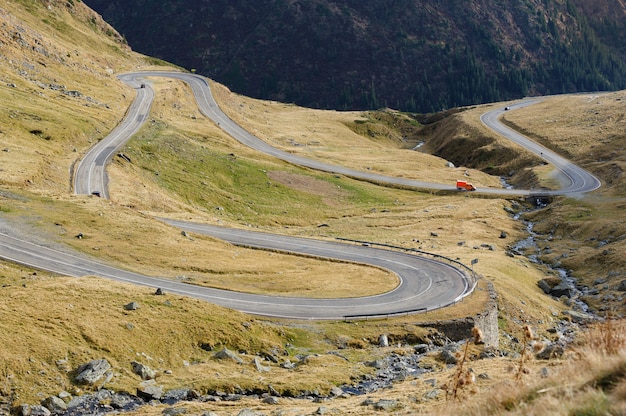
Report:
480,102,601,195
0,71,601,319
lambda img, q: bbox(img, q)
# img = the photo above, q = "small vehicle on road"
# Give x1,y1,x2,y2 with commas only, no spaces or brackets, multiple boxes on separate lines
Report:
456,180,476,191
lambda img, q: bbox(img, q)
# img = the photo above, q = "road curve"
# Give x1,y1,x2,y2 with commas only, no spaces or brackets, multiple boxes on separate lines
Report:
0,218,470,319
480,102,601,196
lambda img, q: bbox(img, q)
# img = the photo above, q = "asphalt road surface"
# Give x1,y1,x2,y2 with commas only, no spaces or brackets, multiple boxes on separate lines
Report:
0,71,600,319
480,102,601,196
0,217,470,319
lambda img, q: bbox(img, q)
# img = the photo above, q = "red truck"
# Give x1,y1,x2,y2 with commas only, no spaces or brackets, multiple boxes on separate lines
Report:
456,180,476,191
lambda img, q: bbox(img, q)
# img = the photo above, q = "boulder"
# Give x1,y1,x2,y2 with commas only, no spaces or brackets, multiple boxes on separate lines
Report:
253,356,270,372
41,396,66,413
413,344,430,354
163,408,188,416
109,392,137,409
124,301,140,311
162,389,191,405
132,361,156,380
374,399,400,411
236,408,264,416
330,386,344,397
562,310,595,323
536,343,564,360
537,279,553,294
262,396,279,405
74,359,111,385
438,343,460,365
214,348,243,364
21,405,52,416
378,334,389,347
137,382,164,401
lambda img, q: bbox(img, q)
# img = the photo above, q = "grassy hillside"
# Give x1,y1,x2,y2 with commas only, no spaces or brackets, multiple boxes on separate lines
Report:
1,0,626,414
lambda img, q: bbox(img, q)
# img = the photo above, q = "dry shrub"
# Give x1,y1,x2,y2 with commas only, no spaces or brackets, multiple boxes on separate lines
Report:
515,324,541,380
444,327,483,400
587,315,626,356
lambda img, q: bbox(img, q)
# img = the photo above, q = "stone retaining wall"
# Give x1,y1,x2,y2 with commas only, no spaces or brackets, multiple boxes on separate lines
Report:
417,280,499,348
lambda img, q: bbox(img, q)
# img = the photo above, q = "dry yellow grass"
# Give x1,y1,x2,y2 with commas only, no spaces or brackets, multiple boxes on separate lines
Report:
2,0,626,413
461,92,626,309
211,82,503,189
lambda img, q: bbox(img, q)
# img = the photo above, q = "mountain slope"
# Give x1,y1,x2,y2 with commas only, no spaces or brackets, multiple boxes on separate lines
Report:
84,0,626,112
0,0,142,192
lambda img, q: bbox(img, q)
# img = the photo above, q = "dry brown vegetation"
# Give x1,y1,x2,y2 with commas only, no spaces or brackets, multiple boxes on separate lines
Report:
1,0,625,414
462,93,626,313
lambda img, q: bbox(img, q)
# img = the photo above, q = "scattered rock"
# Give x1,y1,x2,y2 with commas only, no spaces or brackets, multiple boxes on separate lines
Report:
374,399,400,411
20,405,51,416
365,359,385,369
124,301,140,311
330,386,344,397
137,381,164,401
550,281,576,298
109,392,137,409
423,389,441,400
253,356,270,372
74,359,111,385
538,279,553,294
378,334,389,347
132,361,156,380
237,409,263,416
262,396,279,404
539,278,577,298
162,389,191,405
162,408,188,415
41,396,66,413
413,344,430,354
499,231,507,239
536,343,564,360
617,280,626,291
438,343,460,365
594,277,608,286
214,348,243,364
57,391,72,403
155,288,165,295
562,310,595,323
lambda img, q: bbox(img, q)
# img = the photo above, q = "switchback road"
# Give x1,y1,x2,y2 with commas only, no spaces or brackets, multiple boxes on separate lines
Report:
0,71,601,319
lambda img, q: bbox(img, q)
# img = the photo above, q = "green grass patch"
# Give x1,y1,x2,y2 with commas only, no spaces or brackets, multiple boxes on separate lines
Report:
123,121,398,226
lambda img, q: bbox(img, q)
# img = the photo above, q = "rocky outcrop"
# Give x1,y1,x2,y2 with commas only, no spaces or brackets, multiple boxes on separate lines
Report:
74,359,111,385
131,361,156,380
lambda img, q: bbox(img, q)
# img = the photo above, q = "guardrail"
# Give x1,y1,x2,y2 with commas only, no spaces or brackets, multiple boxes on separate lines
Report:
336,237,479,320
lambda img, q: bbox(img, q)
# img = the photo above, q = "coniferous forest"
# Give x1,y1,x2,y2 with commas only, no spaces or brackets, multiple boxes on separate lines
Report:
86,0,626,113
